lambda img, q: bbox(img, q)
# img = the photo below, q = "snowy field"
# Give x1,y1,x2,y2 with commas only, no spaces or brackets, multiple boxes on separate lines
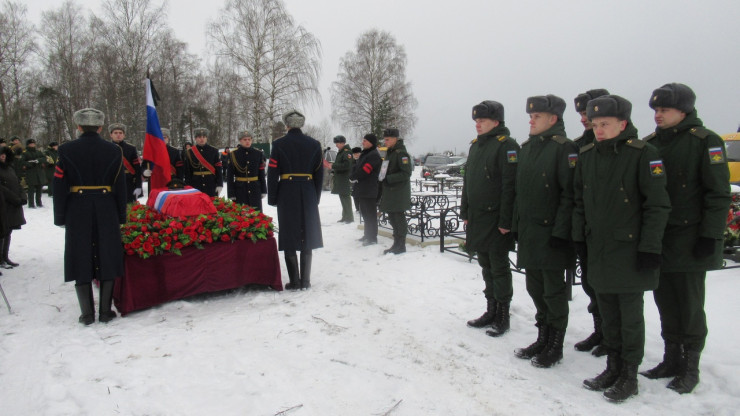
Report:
1,179,739,415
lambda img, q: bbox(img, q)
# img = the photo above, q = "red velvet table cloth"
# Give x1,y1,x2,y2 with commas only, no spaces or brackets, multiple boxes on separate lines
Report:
114,237,283,315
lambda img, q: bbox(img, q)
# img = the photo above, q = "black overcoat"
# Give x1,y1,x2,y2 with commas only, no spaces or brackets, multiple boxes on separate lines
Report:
184,144,223,197
0,147,27,232
350,146,382,199
227,145,267,211
114,141,142,203
53,132,127,283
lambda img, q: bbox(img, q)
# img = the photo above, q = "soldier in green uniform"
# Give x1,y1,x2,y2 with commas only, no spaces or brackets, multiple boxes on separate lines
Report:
574,95,671,402
513,95,577,368
462,101,518,337
572,88,610,357
640,83,731,394
21,139,47,208
44,142,59,197
379,128,412,254
331,135,354,223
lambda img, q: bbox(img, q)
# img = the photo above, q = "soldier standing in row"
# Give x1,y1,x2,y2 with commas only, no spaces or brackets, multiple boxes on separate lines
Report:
53,108,127,325
571,88,610,357
350,134,382,246
640,83,731,394
574,95,670,402
463,101,518,336
184,128,223,197
44,142,59,197
227,130,266,211
109,123,142,203
379,128,412,254
267,109,324,290
513,95,577,368
331,135,354,223
21,139,47,208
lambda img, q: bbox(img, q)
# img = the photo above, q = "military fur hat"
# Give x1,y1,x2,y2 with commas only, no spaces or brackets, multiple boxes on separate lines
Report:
363,133,378,146
352,146,362,154
194,127,209,137
649,83,696,114
160,128,171,139
73,108,105,127
49,141,59,147
526,95,566,119
333,135,346,143
586,95,632,121
472,100,504,122
26,138,36,146
108,123,126,134
239,130,253,139
574,89,610,113
283,109,305,129
383,128,400,138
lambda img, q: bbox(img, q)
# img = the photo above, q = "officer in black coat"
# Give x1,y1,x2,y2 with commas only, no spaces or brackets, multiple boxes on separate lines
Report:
143,128,185,194
350,134,382,245
53,108,127,325
184,128,223,197
109,123,142,203
268,109,324,290
227,130,267,211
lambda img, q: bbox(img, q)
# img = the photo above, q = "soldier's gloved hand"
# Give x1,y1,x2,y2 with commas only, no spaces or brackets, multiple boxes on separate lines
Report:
229,197,236,201
548,236,570,249
350,179,358,184
262,193,267,199
636,251,662,271
143,169,152,177
692,237,716,259
215,186,223,195
133,188,142,198
573,241,587,260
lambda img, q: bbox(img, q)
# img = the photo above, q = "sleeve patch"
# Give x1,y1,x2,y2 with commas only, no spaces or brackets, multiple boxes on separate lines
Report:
568,153,578,168
507,150,518,163
401,156,409,164
650,160,665,177
708,147,725,164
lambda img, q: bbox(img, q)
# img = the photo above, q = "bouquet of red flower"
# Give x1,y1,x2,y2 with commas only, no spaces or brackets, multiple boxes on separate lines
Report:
121,198,274,259
725,193,740,248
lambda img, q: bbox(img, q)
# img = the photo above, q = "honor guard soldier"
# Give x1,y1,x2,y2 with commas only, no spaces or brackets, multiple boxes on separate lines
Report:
227,130,267,211
184,128,223,197
53,108,127,325
379,128,412,254
572,89,611,357
109,123,142,202
641,83,731,394
143,128,185,192
463,101,519,337
574,95,671,402
268,109,324,290
513,95,577,368
331,135,354,223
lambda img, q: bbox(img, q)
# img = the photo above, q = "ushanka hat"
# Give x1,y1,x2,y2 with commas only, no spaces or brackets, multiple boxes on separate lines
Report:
160,128,171,138
574,89,610,113
108,123,126,134
586,95,632,121
283,109,305,129
194,127,209,137
73,108,105,127
649,83,696,114
333,135,346,143
472,100,504,122
526,94,566,119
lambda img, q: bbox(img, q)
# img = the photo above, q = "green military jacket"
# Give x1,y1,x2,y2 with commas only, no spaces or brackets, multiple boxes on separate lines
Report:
461,125,518,253
331,145,354,196
379,140,412,213
644,112,731,272
574,129,595,149
513,121,577,270
21,147,48,186
573,124,671,293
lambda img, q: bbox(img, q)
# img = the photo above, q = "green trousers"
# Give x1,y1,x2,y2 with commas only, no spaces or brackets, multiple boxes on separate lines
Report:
653,271,708,351
387,211,407,239
596,291,645,365
339,193,354,222
525,269,569,331
477,249,513,303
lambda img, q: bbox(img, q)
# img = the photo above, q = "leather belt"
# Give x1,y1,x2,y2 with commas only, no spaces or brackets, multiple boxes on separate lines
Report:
236,176,259,182
70,186,111,194
280,173,312,181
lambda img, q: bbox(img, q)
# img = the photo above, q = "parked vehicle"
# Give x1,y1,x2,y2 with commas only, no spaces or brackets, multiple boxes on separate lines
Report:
722,132,740,185
435,157,467,176
422,155,452,176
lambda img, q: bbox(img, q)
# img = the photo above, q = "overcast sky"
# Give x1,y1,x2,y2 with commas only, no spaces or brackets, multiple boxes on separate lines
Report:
26,0,740,155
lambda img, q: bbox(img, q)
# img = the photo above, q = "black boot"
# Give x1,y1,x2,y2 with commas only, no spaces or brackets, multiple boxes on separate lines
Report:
383,235,400,255
392,235,406,254
2,234,18,267
667,349,701,394
515,323,549,359
583,353,621,391
591,344,608,357
284,253,300,290
467,298,497,328
486,301,510,337
575,315,603,352
300,251,312,290
640,341,682,379
531,327,565,368
75,283,95,325
98,280,117,323
604,362,639,402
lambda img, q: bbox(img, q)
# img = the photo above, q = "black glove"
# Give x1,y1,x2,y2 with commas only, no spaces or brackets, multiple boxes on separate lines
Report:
573,241,587,260
511,232,518,242
692,237,716,259
636,252,662,271
549,236,570,249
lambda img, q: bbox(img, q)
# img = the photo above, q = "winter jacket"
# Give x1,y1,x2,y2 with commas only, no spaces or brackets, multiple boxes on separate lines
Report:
0,147,27,232
21,147,47,186
379,140,412,213
331,145,354,196
350,146,382,199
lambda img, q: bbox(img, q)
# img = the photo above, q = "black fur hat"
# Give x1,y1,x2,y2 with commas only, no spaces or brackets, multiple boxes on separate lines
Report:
383,128,400,138
649,83,696,114
333,135,346,143
587,95,632,121
472,100,504,122
574,89,610,113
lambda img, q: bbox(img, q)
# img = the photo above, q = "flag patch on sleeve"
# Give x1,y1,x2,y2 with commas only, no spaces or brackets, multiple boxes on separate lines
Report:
568,153,578,168
401,156,409,164
507,150,518,163
650,160,665,177
708,147,725,164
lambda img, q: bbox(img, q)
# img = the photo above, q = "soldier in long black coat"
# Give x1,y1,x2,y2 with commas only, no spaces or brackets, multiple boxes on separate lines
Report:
227,131,266,211
109,123,142,203
350,134,382,245
53,108,127,325
267,109,323,290
184,128,223,197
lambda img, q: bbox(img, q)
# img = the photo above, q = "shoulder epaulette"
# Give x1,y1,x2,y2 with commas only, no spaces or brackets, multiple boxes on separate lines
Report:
689,126,711,139
497,135,507,142
470,137,478,144
626,139,646,149
579,143,594,154
551,135,568,145
642,132,657,141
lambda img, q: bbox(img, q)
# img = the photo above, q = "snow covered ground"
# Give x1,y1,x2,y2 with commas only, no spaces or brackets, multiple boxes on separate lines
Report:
1,180,739,415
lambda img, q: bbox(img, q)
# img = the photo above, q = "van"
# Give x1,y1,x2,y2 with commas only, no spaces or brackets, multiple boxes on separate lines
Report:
722,133,740,185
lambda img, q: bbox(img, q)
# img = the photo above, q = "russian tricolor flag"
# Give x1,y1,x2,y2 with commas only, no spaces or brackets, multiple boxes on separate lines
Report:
143,78,171,194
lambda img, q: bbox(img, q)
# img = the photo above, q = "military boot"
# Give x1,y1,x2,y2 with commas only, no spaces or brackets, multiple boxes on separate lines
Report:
604,362,639,402
485,301,510,337
299,251,312,290
667,348,701,394
583,353,621,391
515,323,549,359
284,253,300,290
391,236,406,254
2,235,18,267
531,327,565,368
575,315,603,352
98,280,118,323
75,283,95,325
640,341,682,379
383,236,400,255
467,298,497,328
